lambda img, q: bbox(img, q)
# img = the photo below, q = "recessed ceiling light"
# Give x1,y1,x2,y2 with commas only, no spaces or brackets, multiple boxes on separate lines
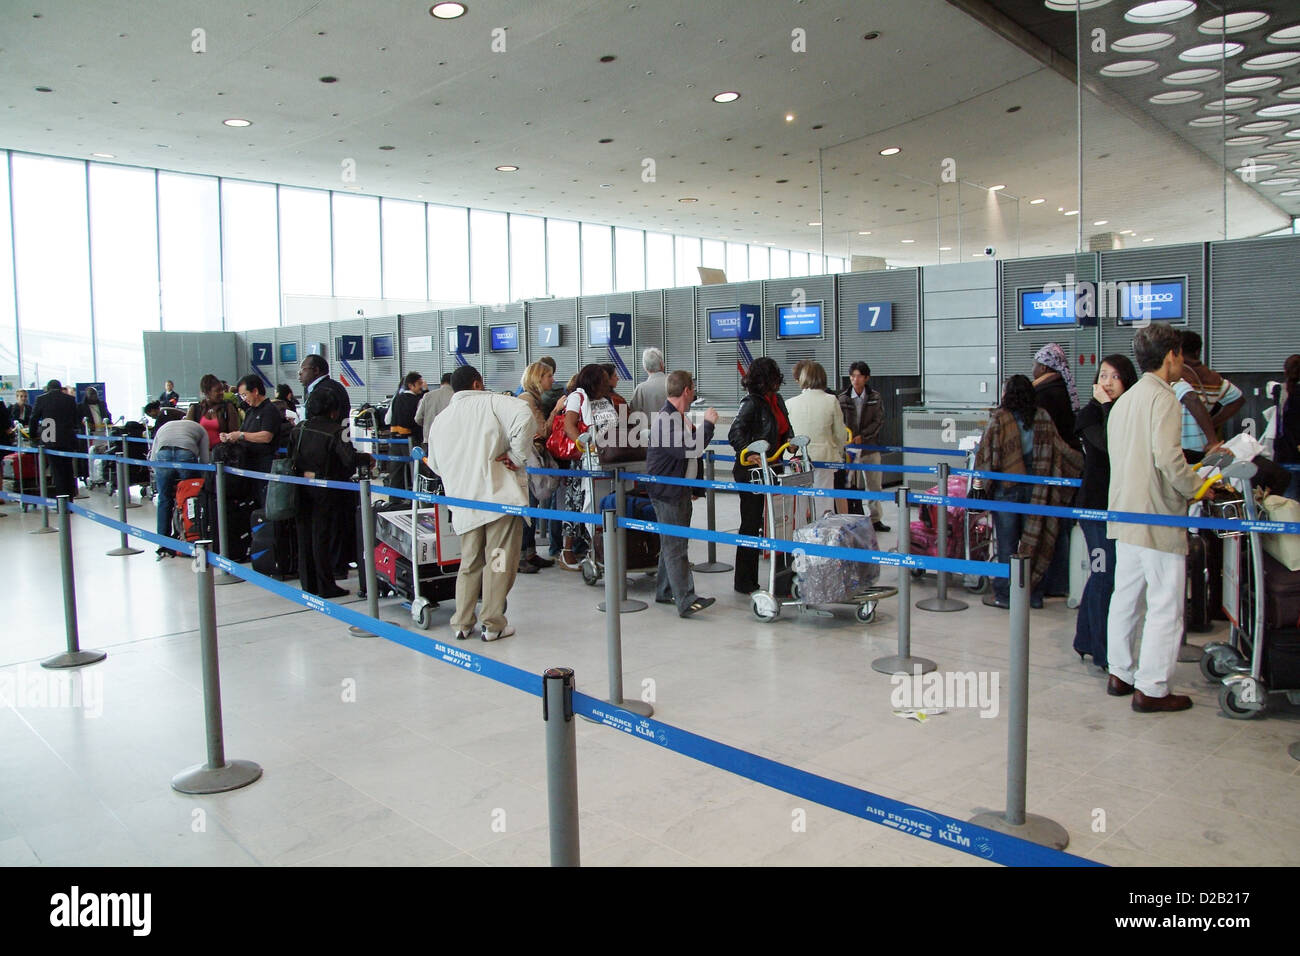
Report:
1065,209,1079,215
1100,59,1160,76
319,76,338,84
808,221,822,226
1150,90,1204,104
495,164,518,172
1188,114,1239,127
378,144,395,150
1205,97,1259,111
91,152,114,159
1267,25,1300,44
879,146,901,156
1226,75,1281,92
1259,177,1300,186
34,86,53,93
1237,120,1289,131
1125,2,1197,25
599,55,617,63
1029,197,1046,204
429,2,467,19
1121,229,1136,234
1163,68,1221,84
1113,31,1175,52
863,30,881,39
598,183,613,188
1094,219,1109,225
785,113,795,122
989,184,1006,191
1180,42,1244,62
678,197,698,203
1143,237,1155,242
901,239,915,243
713,91,740,103
1225,134,1271,144
1243,51,1300,70
1199,12,1270,35
1259,103,1300,117
858,230,872,235
1249,153,1289,162
1045,0,1113,10
939,246,952,251
223,118,252,127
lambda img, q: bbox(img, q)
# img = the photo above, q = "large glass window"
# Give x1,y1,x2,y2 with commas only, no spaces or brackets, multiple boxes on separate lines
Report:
646,232,674,290
0,154,17,375
427,204,469,303
614,227,645,292
279,187,331,298
770,248,789,279
381,198,427,301
89,164,160,406
674,235,700,287
547,219,580,298
726,242,749,282
332,193,381,298
12,154,94,389
748,245,770,281
221,179,279,331
158,172,221,331
509,214,546,301
789,251,809,277
469,209,508,305
701,239,725,272
581,222,612,295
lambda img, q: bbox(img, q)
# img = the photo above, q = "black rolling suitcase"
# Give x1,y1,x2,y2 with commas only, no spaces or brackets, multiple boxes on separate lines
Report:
1263,552,1300,630
198,484,255,562
1186,531,1212,633
251,509,297,579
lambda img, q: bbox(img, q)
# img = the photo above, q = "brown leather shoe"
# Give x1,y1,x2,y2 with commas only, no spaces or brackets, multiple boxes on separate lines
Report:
1106,674,1134,697
1131,690,1192,713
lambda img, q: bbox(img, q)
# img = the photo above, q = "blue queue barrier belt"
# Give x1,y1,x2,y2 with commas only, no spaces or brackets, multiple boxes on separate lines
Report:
223,465,364,493
17,478,1098,866
376,484,605,526
811,460,939,476
632,471,895,503
1284,463,1300,472
352,436,409,445
0,489,57,508
370,453,415,463
76,433,153,444
619,514,1005,579
524,466,613,479
569,690,1095,867
950,468,1080,488
708,438,968,458
910,491,1300,537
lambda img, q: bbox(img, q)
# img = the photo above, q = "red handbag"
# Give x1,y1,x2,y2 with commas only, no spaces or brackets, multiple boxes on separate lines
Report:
545,393,586,461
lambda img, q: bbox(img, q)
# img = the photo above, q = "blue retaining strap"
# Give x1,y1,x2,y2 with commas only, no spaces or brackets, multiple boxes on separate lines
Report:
76,433,153,444
223,465,359,492
950,468,1081,488
0,489,56,508
812,460,938,475
911,491,1300,536
848,443,968,457
524,466,613,479
713,453,736,462
631,471,896,502
375,484,605,526
570,691,1096,867
371,453,416,462
619,515,1006,578
352,436,410,445
67,502,197,554
203,550,539,696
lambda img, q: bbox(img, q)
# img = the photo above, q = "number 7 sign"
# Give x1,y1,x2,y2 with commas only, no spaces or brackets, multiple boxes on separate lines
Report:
858,302,893,332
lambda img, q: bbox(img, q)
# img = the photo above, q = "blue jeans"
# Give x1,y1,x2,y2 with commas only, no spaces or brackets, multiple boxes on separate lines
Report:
1074,520,1115,666
154,448,198,542
991,484,1044,604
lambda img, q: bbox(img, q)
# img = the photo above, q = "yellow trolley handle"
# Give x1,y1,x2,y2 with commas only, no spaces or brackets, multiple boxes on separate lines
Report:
741,441,795,467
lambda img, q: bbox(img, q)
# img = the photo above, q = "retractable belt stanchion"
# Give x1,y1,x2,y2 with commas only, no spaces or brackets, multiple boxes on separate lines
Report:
600,469,646,613
41,495,108,669
596,508,654,717
917,461,968,613
971,555,1069,849
120,433,141,509
350,476,381,639
105,456,144,557
543,667,580,867
1290,742,1300,762
872,487,937,675
692,448,732,573
209,461,237,581
172,541,263,795
31,446,56,534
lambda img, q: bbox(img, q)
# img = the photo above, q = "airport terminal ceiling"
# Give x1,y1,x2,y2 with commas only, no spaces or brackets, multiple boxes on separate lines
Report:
0,0,1291,267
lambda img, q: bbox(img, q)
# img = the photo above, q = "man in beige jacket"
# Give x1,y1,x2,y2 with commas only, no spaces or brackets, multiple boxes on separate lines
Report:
1105,324,1214,712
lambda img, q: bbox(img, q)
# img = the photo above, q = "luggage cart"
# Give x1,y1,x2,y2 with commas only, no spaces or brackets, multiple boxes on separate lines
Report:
745,437,896,624
374,471,461,630
907,446,995,595
574,432,650,587
1199,456,1300,718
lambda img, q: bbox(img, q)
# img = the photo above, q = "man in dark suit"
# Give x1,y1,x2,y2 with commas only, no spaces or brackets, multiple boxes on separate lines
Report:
31,380,80,499
296,354,355,575
297,354,351,422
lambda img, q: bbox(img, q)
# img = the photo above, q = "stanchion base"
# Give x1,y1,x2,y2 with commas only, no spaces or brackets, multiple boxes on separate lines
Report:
1177,642,1204,664
1289,742,1300,763
969,810,1070,850
171,759,263,795
692,561,733,573
30,526,58,535
916,597,969,612
871,655,937,676
606,698,654,717
348,625,379,639
596,599,649,613
124,502,142,510
106,546,144,556
214,573,243,586
41,649,107,669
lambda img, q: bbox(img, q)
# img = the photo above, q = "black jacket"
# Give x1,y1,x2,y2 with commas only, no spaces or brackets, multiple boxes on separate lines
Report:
306,377,352,423
728,391,792,481
1035,376,1079,452
646,401,716,502
291,418,366,482
30,390,80,450
837,384,883,445
1074,399,1113,511
389,389,423,447
8,402,33,430
75,400,112,432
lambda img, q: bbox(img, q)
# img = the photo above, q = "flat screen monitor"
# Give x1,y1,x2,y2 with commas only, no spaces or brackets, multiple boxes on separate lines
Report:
1018,287,1076,329
706,308,742,342
1117,278,1186,325
278,343,298,364
371,334,395,360
489,324,519,352
776,302,823,339
587,316,609,347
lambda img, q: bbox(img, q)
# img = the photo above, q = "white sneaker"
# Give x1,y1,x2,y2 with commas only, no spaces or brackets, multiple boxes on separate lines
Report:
481,625,515,642
453,626,477,641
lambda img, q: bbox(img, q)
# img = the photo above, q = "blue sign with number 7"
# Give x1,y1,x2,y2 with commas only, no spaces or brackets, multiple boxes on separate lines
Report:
608,313,632,346
858,302,893,332
536,323,559,347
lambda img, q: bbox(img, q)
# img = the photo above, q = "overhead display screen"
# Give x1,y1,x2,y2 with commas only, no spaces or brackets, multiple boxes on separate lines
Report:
1117,279,1186,325
489,324,519,352
1019,287,1077,328
776,302,823,339
587,316,609,347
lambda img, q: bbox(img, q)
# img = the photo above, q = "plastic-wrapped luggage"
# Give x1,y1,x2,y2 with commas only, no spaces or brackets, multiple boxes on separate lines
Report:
908,475,992,561
791,513,880,605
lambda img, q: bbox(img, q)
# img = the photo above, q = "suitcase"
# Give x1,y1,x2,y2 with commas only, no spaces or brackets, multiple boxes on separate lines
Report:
1067,523,1089,610
1262,627,1300,689
4,451,39,493
1262,552,1300,630
251,509,297,580
1186,531,1212,633
175,478,208,543
374,541,456,603
593,492,660,571
792,512,881,606
173,478,253,561
219,495,255,563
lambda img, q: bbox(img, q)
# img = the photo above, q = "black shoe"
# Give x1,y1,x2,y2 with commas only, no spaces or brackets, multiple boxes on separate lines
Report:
1030,596,1044,609
319,587,349,599
656,596,675,605
873,521,890,533
681,597,715,618
529,554,555,568
982,593,1009,609
516,561,539,574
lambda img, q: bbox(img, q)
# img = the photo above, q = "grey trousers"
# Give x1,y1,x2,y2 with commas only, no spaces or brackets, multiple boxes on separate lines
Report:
652,494,697,616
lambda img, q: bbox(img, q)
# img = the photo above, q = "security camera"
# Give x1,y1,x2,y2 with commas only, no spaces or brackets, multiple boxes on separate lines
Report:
984,246,996,258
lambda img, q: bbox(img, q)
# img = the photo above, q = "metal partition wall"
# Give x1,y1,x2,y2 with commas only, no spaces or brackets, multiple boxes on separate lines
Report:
998,253,1099,383
1209,234,1300,376
662,286,697,386
524,297,580,386
763,275,835,402
440,306,484,388
579,293,635,393
697,280,763,407
328,317,368,408
481,303,525,393
143,331,240,400
399,310,442,386
632,290,665,388
367,313,400,402
837,268,921,380
1097,242,1205,379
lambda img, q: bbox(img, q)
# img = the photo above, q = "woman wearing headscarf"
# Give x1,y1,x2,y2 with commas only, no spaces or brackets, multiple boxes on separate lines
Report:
1032,343,1082,596
974,375,1083,609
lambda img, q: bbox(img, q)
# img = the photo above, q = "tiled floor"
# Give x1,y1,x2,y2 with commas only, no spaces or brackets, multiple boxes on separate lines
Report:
1,488,1298,867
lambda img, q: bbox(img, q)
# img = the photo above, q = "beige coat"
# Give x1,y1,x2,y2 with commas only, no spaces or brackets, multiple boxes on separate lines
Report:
785,388,846,464
1106,371,1204,554
427,391,535,535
